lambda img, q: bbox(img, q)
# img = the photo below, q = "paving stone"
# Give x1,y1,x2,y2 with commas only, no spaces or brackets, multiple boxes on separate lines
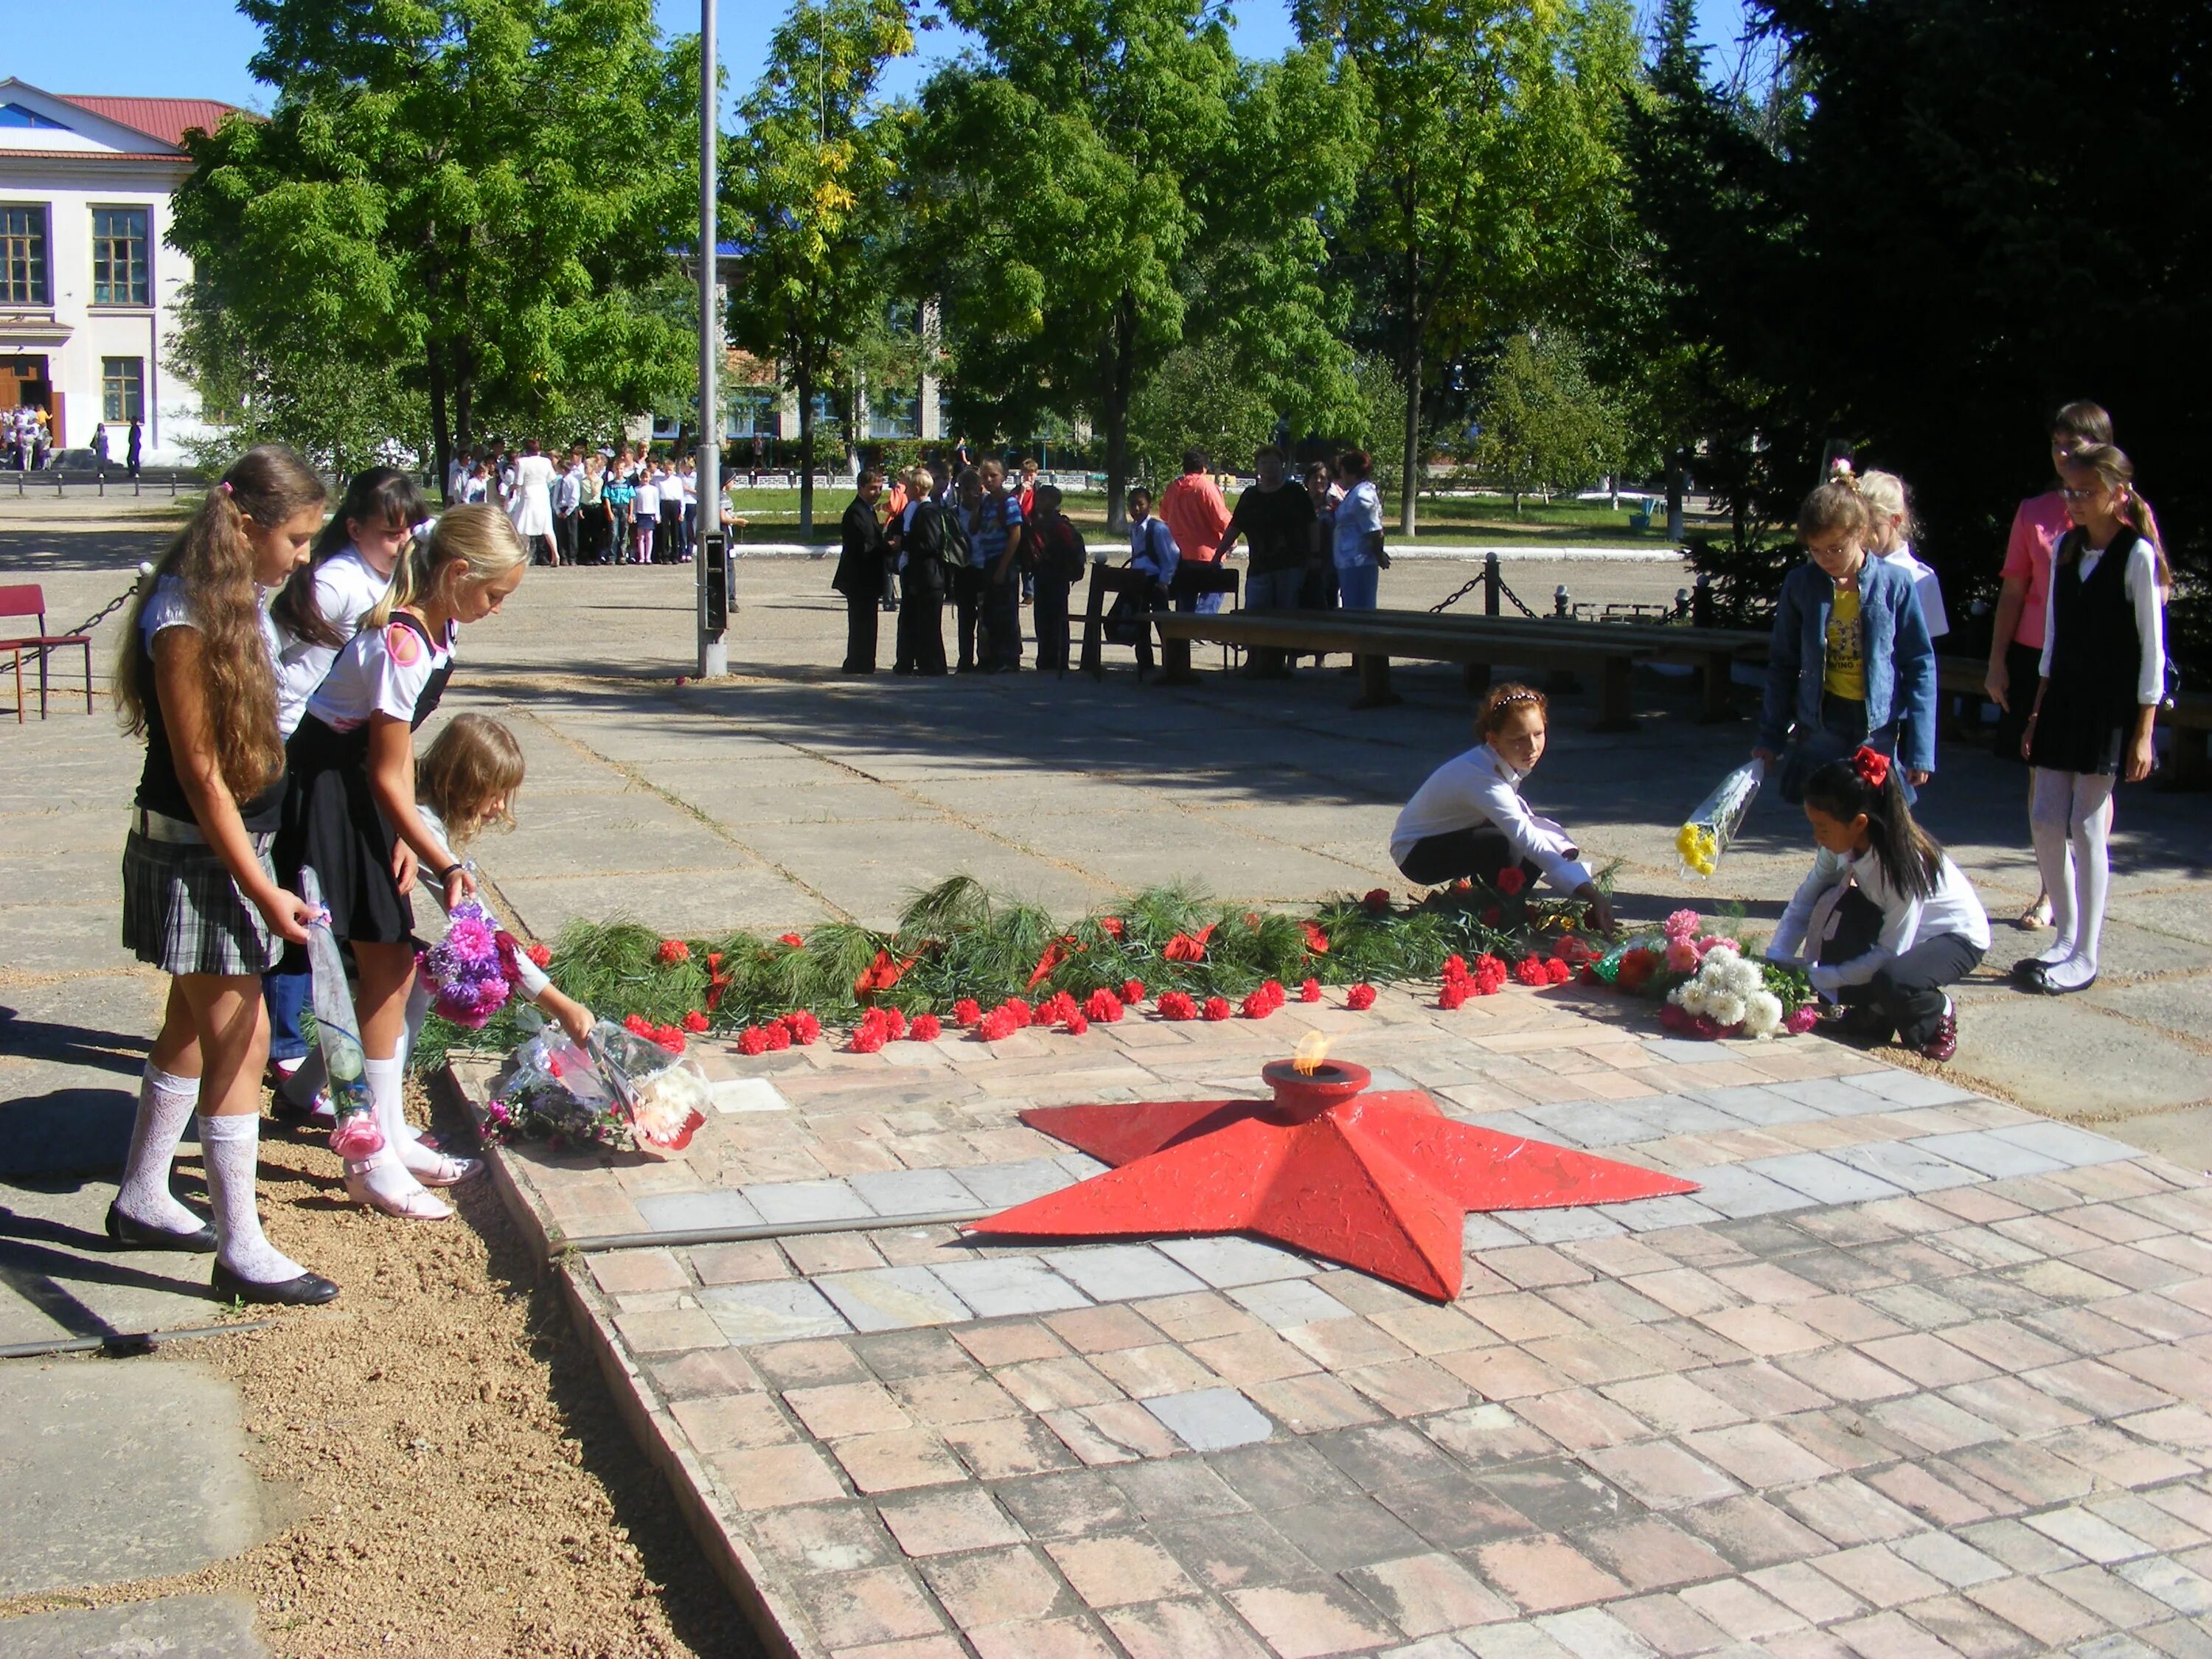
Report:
741,1178,875,1225
1046,1532,1197,1609
1143,1388,1276,1453
932,1257,1093,1317
1152,1512,1322,1592
703,1280,853,1344
1046,1245,1207,1303
1346,1551,1514,1635
1990,1121,2145,1167
1830,1140,1985,1194
1582,1441,1742,1512
1745,1153,1907,1206
1158,1235,1326,1287
1910,1131,2068,1180
1480,1459,1636,1533
1669,1163,1820,1218
1476,1532,1632,1613
848,1166,984,1214
634,1187,768,1231
1573,1517,1733,1593
876,1486,1028,1557
1226,1578,1402,1658
0,1595,268,1659
2112,1554,2212,1616
1100,1595,1274,1659
953,1158,1080,1207
817,1267,977,1332
1228,1277,1359,1329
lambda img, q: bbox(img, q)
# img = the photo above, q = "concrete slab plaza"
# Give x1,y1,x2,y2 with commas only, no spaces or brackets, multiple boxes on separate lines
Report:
456,981,2212,1659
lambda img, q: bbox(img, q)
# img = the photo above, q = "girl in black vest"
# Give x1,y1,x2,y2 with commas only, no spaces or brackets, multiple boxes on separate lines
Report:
278,504,529,1217
2017,444,2168,994
111,445,338,1306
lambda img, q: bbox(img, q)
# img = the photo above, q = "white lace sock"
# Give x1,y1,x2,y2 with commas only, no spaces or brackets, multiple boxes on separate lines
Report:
369,1052,446,1177
114,1064,206,1236
199,1112,307,1283
2028,769,2079,964
2048,773,2115,990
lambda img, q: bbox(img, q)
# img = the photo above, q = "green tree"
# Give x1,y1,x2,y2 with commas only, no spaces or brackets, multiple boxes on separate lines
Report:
725,0,914,535
908,0,1369,527
1125,335,1278,481
169,0,696,494
1467,330,1626,510
1297,0,1641,535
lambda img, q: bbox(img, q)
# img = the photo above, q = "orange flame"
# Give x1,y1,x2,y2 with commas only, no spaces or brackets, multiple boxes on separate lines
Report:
1293,1032,1330,1076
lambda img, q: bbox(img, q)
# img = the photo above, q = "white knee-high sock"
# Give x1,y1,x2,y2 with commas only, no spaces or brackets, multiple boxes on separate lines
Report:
2028,771,2078,964
115,1064,205,1235
369,1051,445,1177
199,1112,305,1283
2050,778,2114,990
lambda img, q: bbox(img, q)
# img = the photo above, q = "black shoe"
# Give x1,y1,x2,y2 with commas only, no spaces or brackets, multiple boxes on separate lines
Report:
105,1203,216,1253
212,1260,341,1307
2010,953,2065,986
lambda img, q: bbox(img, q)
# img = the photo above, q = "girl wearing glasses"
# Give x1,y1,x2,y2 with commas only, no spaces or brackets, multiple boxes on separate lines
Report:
2014,445,2168,995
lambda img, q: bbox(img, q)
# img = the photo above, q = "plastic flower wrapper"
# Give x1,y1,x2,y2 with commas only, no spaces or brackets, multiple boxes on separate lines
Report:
1675,759,1764,880
423,897,515,1029
584,1023,710,1156
300,868,381,1158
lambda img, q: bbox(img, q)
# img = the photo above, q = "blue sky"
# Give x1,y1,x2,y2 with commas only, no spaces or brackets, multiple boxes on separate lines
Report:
4,1,1759,115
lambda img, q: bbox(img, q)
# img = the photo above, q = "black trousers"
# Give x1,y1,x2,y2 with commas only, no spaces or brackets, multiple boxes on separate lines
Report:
953,566,985,668
1395,826,1541,889
843,592,880,672
896,587,947,674
554,510,577,566
1033,579,1071,672
1820,889,1983,1046
982,571,1022,669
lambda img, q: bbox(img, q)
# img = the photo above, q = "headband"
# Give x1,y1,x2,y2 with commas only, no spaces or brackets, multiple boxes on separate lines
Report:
1851,746,1891,788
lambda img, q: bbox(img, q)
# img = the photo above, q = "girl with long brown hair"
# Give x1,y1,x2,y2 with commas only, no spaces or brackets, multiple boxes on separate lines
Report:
111,445,339,1306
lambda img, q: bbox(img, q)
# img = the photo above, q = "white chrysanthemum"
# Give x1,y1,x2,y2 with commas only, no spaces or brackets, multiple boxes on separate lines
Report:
1743,991,1784,1039
1708,993,1746,1028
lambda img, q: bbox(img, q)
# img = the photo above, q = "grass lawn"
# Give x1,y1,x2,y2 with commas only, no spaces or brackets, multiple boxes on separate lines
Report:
719,488,1704,548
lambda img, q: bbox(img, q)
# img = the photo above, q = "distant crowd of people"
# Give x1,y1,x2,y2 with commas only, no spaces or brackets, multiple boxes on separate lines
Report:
446,439,714,568
6,407,142,476
832,443,1392,677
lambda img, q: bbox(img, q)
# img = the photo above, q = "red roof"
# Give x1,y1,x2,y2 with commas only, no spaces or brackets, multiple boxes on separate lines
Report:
55,96,242,149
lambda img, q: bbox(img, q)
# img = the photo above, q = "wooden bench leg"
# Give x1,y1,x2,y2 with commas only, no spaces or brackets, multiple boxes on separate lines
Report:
1461,661,1491,701
1159,633,1197,686
1352,654,1401,711
1700,650,1738,722
1080,568,1106,679
2164,727,2211,790
1595,655,1634,732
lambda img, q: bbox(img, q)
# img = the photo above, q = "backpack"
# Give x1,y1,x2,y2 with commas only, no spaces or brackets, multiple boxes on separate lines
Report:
1034,512,1088,583
903,502,951,596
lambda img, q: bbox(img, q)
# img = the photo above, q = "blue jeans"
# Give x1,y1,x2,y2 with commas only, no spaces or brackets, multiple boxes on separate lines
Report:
1337,562,1380,610
263,970,311,1064
1245,569,1306,610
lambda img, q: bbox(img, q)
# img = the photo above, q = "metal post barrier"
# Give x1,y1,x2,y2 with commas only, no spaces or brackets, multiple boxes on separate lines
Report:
1484,549,1500,618
1691,572,1715,628
1553,583,1570,618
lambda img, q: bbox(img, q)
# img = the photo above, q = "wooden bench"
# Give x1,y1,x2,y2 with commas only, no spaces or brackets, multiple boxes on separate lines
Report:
1933,656,2212,787
1077,560,1239,680
1150,607,1770,726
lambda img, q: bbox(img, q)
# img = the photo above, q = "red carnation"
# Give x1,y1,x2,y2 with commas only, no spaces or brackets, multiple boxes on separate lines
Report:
781,1010,821,1046
1545,957,1573,986
658,938,691,964
1241,990,1276,1020
778,933,804,947
1346,983,1377,1010
682,1010,710,1033
1258,978,1285,1007
911,1013,943,1042
1084,988,1124,1023
1495,868,1526,897
1121,978,1147,1005
1002,996,1033,1025
849,1020,886,1053
1099,916,1125,939
759,1020,791,1051
881,1006,909,1041
1439,982,1468,1010
1363,888,1391,914
526,942,552,969
1158,991,1198,1021
1164,932,1207,963
1483,906,1503,925
1514,955,1549,987
952,998,983,1027
1302,921,1330,954
1442,954,1469,982
1202,995,1232,1021
623,1013,653,1037
1300,978,1321,1003
737,1026,769,1055
1065,1011,1090,1037
653,1026,687,1054
977,1007,1020,1041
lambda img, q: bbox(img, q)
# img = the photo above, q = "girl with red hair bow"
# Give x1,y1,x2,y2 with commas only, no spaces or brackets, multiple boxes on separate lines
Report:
1767,747,1989,1061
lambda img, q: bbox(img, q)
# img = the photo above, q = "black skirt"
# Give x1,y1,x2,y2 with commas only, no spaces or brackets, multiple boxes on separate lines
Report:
1988,640,2044,766
2028,695,2128,777
274,717,417,956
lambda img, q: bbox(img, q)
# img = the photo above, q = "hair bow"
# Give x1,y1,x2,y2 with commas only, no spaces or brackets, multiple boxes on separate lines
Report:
1850,746,1891,788
1829,456,1857,484
411,518,439,545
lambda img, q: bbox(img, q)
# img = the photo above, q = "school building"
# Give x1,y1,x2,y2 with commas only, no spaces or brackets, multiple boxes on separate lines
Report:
0,78,239,465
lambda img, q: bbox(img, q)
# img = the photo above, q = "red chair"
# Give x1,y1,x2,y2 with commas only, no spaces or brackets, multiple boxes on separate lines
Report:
0,585,95,723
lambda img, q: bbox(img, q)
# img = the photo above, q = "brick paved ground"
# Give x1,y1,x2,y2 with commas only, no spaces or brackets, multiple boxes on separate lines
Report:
457,981,2212,1659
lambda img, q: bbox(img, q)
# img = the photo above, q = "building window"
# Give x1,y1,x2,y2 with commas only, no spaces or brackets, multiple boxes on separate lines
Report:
867,389,920,441
726,389,777,439
92,208,150,305
102,357,144,422
0,206,49,305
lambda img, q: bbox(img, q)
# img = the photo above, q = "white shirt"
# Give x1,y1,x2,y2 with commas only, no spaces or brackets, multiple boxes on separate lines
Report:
1875,543,1947,639
1130,515,1179,585
305,614,455,733
1389,742,1593,893
553,465,582,515
1771,845,1990,990
145,574,284,673
1333,479,1383,569
2039,537,2166,705
273,549,396,737
635,475,661,515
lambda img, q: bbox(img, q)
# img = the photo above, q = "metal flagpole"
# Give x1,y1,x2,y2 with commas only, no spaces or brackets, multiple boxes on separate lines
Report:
695,0,728,677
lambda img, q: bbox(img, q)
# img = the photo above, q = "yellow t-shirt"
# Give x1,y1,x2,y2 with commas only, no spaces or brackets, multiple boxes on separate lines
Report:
1823,585,1865,702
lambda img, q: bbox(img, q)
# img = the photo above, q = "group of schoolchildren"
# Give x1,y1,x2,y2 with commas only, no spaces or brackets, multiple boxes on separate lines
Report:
451,443,703,568
1392,400,2169,1063
110,449,588,1307
832,445,1394,678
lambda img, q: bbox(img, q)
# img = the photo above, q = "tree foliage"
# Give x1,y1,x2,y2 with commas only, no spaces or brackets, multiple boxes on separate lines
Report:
725,0,914,533
169,0,697,490
1467,330,1626,509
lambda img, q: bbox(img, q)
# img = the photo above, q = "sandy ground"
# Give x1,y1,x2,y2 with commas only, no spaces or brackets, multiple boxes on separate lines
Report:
1,1083,757,1659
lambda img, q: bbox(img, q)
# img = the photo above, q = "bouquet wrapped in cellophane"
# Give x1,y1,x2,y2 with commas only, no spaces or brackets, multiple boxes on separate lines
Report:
301,868,382,1158
487,1017,708,1157
1676,759,1764,880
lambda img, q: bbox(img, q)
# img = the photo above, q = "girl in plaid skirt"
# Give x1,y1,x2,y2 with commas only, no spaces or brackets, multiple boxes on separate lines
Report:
112,445,341,1307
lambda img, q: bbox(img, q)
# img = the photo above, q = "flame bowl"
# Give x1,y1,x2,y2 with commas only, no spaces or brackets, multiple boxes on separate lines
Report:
1261,1058,1371,1121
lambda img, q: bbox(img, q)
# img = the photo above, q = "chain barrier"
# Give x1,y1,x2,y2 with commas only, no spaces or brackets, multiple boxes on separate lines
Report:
1429,570,1538,619
13,572,146,678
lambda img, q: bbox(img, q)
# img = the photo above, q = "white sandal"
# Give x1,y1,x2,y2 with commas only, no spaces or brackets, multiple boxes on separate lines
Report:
408,1152,482,1189
344,1166,453,1221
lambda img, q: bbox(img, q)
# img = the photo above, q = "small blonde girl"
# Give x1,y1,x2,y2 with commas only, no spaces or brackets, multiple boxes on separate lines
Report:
276,504,528,1220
